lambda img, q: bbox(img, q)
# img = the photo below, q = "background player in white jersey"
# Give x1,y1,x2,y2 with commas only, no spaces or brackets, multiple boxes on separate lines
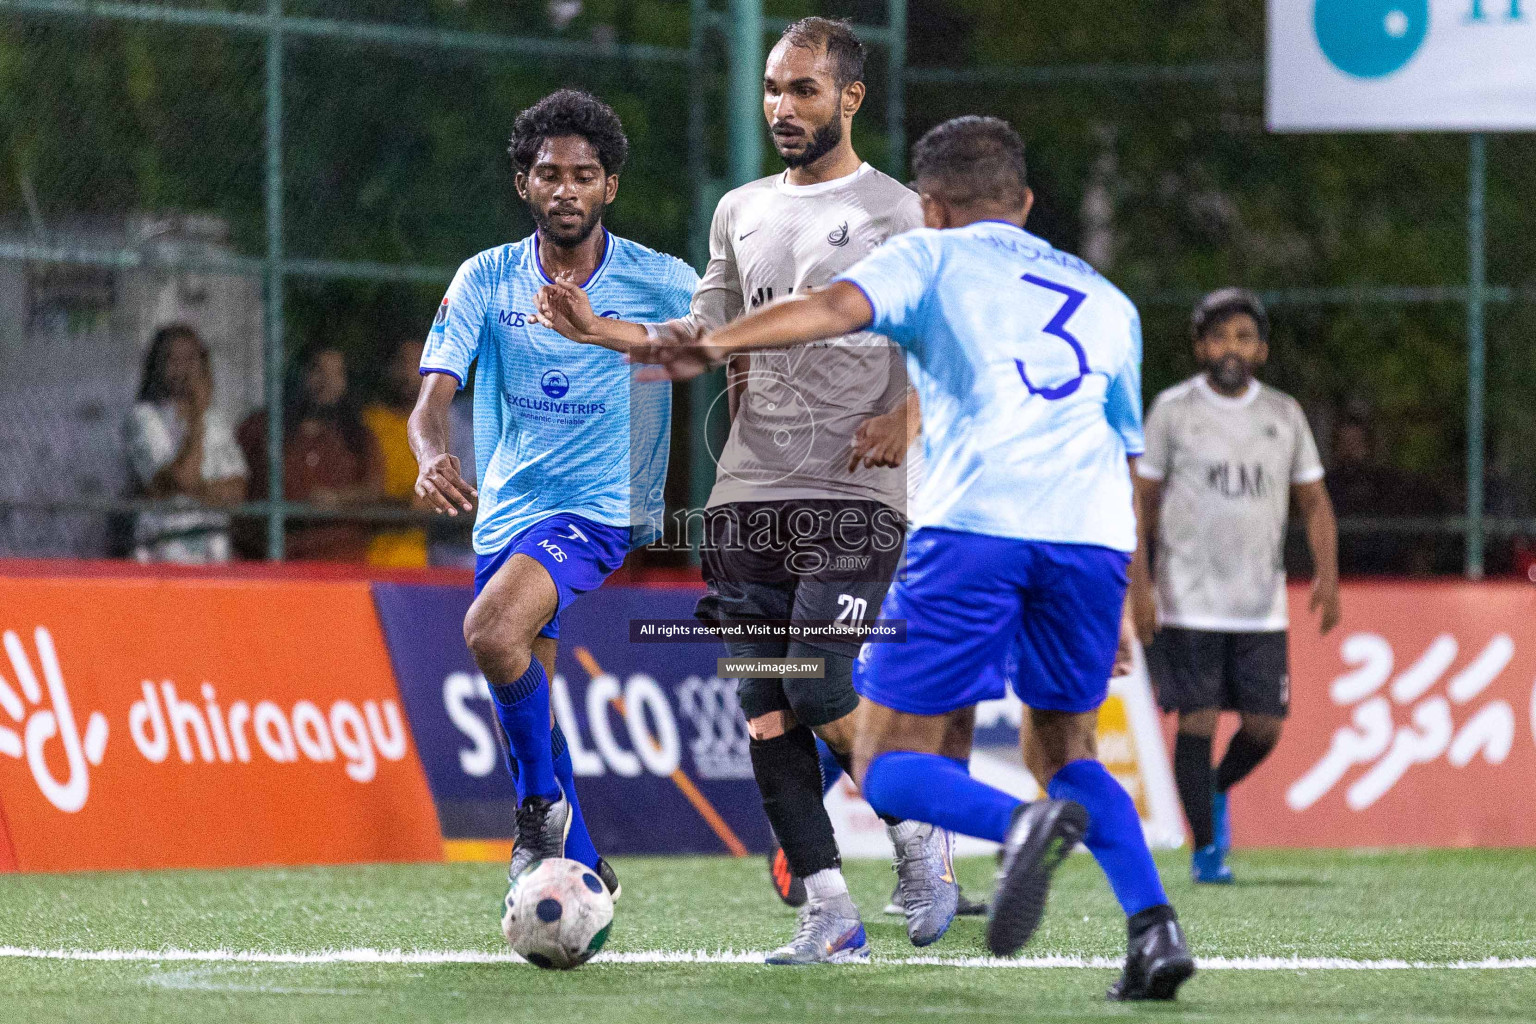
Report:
1130,289,1341,883
407,91,697,914
533,18,974,963
623,115,1195,1002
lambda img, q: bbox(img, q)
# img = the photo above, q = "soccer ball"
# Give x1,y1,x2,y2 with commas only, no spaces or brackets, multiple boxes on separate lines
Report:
502,858,614,970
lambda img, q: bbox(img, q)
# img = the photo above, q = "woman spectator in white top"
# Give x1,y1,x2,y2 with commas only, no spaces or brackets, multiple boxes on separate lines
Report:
126,324,249,563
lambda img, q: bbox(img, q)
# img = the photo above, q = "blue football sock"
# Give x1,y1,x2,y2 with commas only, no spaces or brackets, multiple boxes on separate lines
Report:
862,750,1021,843
1047,759,1168,917
489,659,560,801
815,736,844,797
552,722,599,868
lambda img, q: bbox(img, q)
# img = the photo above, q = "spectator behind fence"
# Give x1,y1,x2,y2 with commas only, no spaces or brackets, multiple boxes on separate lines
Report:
126,324,249,563
237,346,383,560
362,338,430,567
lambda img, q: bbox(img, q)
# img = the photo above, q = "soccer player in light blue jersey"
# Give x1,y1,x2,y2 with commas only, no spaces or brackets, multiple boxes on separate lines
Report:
625,116,1193,1000
407,91,698,910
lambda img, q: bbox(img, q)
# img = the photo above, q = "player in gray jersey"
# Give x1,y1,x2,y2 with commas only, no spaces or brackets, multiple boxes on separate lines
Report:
1129,288,1341,884
532,18,972,962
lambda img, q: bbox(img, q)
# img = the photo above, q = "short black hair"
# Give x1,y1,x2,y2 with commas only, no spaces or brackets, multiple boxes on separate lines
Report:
1191,287,1270,343
910,116,1028,208
779,16,865,89
508,89,629,176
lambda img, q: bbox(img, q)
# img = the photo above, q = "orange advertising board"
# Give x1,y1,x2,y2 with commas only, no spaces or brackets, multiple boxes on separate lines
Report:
0,577,441,871
1233,582,1536,848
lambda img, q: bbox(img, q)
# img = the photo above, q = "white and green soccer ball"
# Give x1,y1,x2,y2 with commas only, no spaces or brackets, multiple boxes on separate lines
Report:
502,858,614,970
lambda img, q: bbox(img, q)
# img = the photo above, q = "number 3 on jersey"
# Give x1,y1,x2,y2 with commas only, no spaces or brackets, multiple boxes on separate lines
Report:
1015,274,1091,400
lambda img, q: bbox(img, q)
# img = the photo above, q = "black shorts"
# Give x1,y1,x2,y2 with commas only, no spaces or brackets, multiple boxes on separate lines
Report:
1148,627,1290,717
717,637,859,728
695,499,905,726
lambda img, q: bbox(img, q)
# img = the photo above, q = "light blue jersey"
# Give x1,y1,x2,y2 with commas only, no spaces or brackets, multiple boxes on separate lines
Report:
838,220,1143,552
422,231,698,555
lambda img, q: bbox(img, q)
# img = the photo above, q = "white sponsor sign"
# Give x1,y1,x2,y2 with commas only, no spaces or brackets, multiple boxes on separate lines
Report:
441,669,699,783
1268,1,1536,132
1286,631,1517,812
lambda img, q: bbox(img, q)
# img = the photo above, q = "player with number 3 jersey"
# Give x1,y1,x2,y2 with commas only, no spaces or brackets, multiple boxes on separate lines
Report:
627,115,1195,1001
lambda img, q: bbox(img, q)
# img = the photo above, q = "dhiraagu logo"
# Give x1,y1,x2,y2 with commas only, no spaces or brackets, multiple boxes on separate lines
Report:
1314,0,1429,77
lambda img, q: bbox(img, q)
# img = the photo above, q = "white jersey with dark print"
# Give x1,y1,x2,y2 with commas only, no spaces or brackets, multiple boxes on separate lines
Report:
1137,375,1325,631
671,162,922,511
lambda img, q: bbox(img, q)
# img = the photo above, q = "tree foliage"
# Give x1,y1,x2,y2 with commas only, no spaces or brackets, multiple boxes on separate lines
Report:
2,0,1533,511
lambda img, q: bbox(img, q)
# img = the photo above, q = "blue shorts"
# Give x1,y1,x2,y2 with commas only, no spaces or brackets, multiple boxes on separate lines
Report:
854,527,1129,715
473,514,632,639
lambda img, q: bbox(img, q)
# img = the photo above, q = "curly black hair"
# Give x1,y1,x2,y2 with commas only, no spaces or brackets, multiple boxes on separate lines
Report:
508,89,629,177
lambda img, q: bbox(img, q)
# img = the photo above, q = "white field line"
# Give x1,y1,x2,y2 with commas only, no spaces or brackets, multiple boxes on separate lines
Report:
0,947,1533,970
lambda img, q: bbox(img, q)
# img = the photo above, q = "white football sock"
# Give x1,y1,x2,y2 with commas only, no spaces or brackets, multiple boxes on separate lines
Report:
804,868,849,902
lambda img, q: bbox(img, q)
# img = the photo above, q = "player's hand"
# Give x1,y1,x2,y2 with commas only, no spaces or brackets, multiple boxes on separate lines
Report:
531,275,601,343
1311,575,1341,635
848,406,911,473
178,364,212,421
415,452,477,516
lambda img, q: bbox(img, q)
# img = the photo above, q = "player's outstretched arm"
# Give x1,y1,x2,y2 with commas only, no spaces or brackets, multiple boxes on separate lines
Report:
408,371,477,517
632,282,875,383
531,276,652,353
1294,479,1342,634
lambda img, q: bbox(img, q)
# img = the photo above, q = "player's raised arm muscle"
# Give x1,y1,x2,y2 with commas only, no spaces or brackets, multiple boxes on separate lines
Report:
631,282,875,383
408,371,477,516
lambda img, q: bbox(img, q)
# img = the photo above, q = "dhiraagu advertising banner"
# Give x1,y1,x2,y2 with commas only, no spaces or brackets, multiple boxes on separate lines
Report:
0,577,441,872
1268,1,1536,131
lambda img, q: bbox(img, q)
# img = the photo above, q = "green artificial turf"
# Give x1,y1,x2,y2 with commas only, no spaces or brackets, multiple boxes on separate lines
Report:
0,849,1532,1023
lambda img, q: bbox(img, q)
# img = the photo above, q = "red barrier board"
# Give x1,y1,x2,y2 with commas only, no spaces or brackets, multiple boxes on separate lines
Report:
0,577,442,871
1232,582,1536,848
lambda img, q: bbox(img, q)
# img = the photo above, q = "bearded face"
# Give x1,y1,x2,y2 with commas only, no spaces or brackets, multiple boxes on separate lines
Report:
1195,312,1267,394
774,113,844,170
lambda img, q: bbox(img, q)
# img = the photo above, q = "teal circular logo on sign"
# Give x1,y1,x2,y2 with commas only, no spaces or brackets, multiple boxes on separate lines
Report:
1314,0,1429,78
